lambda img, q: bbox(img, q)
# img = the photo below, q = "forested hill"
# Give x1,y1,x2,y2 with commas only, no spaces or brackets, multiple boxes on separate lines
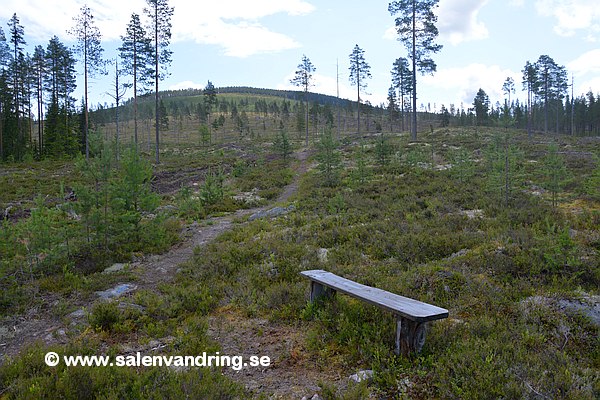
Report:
122,86,355,109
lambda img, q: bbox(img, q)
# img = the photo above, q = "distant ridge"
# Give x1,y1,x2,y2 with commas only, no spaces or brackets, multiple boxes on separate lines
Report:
131,86,356,108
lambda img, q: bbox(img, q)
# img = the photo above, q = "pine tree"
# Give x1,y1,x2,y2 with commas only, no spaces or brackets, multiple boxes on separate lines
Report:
541,143,568,207
273,130,292,162
119,13,153,148
316,128,341,187
348,44,371,135
389,0,442,140
485,135,523,208
534,55,568,134
290,55,316,146
144,0,174,164
69,5,105,160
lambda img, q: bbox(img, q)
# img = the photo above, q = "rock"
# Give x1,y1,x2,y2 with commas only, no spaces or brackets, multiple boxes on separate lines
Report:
248,205,295,221
118,302,146,312
66,209,80,221
102,263,128,274
95,284,137,300
64,190,77,201
301,395,322,400
557,297,600,326
69,308,86,319
349,369,374,383
568,229,578,239
3,205,13,220
317,248,329,263
521,295,600,327
233,189,264,204
156,204,178,214
459,209,484,219
447,249,469,260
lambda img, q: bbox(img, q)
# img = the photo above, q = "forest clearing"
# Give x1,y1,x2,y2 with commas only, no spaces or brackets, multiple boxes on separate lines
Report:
1,0,599,398
1,97,598,397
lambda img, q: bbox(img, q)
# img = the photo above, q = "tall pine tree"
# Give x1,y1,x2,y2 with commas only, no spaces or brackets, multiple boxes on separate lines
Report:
389,0,442,140
534,55,568,134
348,44,371,135
144,0,174,164
290,55,316,145
119,13,153,148
69,5,105,160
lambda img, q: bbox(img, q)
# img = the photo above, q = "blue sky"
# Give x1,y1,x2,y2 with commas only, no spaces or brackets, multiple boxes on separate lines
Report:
3,0,600,111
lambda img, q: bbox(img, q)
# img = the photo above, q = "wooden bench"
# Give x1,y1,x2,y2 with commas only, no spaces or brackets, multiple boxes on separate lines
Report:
300,269,448,356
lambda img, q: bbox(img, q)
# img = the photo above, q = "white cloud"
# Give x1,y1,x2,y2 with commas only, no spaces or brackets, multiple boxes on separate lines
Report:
168,80,205,91
576,77,600,96
169,0,314,57
422,63,520,105
385,0,489,45
436,0,489,45
0,0,314,57
568,49,600,77
0,0,147,41
175,19,301,58
535,0,600,38
383,26,397,41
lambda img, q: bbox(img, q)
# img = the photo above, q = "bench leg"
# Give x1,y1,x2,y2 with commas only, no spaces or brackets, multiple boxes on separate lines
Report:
310,281,336,302
395,317,427,356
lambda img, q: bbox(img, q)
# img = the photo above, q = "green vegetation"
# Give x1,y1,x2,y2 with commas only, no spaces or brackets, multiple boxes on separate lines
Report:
0,93,598,400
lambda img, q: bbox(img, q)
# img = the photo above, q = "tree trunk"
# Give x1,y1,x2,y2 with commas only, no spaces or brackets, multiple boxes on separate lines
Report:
84,22,89,160
154,5,160,164
411,0,417,141
357,61,361,136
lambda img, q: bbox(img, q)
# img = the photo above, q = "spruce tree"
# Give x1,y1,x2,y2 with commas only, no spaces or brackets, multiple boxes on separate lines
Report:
32,46,45,157
8,14,27,159
391,57,412,132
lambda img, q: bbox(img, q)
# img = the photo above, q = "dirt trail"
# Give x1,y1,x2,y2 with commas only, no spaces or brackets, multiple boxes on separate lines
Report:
1,149,332,398
138,148,309,288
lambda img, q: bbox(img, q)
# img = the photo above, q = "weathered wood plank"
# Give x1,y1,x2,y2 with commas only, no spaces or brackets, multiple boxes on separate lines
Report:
301,269,448,322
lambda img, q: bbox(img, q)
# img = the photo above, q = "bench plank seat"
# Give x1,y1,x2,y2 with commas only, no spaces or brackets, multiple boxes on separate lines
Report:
301,270,448,322
300,269,449,355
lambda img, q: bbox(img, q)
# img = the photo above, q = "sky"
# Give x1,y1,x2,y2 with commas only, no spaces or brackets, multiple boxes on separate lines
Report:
2,0,600,112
